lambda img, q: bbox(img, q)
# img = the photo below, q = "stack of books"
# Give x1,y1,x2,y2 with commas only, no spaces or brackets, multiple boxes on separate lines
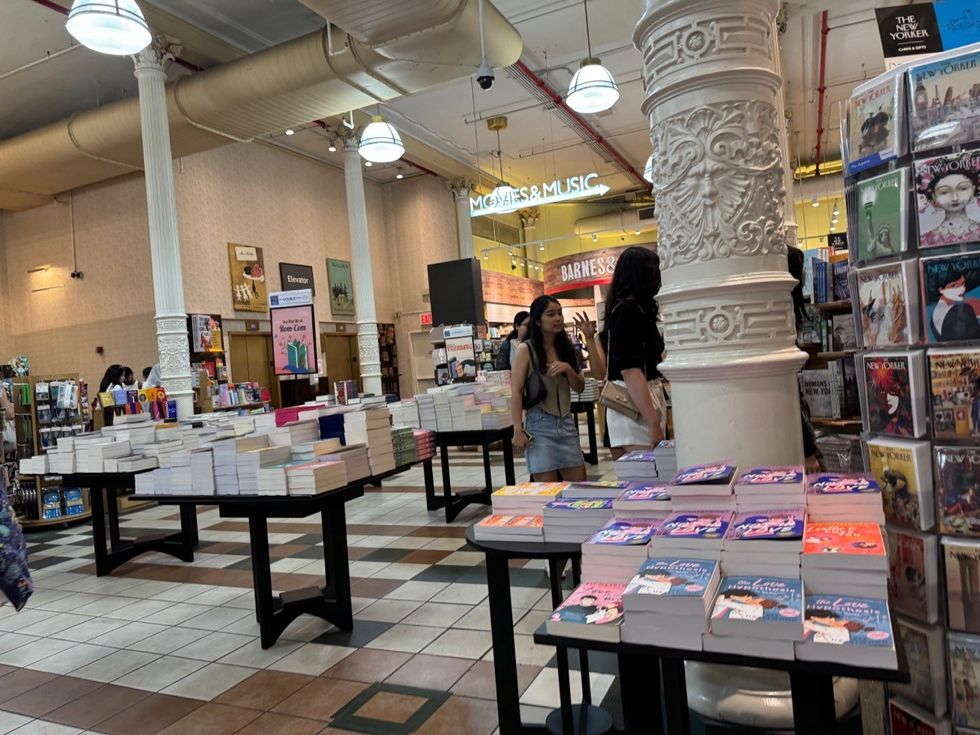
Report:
622,558,721,649
286,459,347,495
581,519,659,584
802,522,888,599
391,427,417,467
721,508,805,578
806,473,884,524
290,438,343,463
491,483,565,516
111,456,158,473
472,514,544,543
649,511,734,561
654,440,677,479
319,444,371,482
78,440,132,473
266,420,319,448
388,399,420,428
547,582,625,642
733,466,805,511
667,461,736,511
612,484,672,519
480,407,512,431
449,393,482,431
413,429,436,461
706,576,804,659
795,594,897,667
212,434,269,495
165,452,193,495
318,412,346,444
614,450,658,482
561,480,631,500
190,448,215,495
47,449,76,474
344,408,395,475
237,445,292,494
19,455,47,475
543,498,615,543
415,393,438,431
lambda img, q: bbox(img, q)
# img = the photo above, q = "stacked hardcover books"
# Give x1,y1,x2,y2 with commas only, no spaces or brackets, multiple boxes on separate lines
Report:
491,483,565,515
413,429,436,461
733,466,805,511
561,480,631,500
285,459,347,496
705,576,804,660
391,426,417,467
805,473,885,524
721,508,805,578
344,408,395,475
612,484,672,520
472,514,543,543
581,519,659,584
318,444,371,483
649,511,733,561
237,445,292,494
542,498,615,544
667,462,736,511
802,522,888,599
614,450,658,482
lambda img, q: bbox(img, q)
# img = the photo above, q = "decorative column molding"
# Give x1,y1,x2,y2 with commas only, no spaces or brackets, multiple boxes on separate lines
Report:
451,180,475,259
771,17,799,249
133,36,194,418
341,135,383,396
634,0,807,467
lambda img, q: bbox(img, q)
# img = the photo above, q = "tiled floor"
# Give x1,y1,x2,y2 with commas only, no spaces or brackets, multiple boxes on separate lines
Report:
3,445,621,734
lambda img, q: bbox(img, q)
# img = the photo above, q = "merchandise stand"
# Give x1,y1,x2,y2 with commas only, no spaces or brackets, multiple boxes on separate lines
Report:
570,401,599,466
431,426,516,522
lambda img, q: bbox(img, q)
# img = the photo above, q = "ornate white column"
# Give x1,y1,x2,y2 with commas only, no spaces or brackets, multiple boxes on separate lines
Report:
772,13,799,249
452,180,475,259
134,37,194,419
635,0,807,468
342,136,383,396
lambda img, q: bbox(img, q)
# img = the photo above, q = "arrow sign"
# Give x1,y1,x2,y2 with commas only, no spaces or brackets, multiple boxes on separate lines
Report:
470,172,611,217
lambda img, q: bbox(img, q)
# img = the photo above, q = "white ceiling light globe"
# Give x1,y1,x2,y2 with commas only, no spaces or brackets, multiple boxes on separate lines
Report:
566,59,619,114
643,154,654,184
491,183,518,213
67,0,151,56
359,116,404,163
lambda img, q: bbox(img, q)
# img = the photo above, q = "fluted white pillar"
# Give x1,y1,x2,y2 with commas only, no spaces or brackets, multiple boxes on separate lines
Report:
635,0,807,468
772,17,799,249
134,38,194,419
342,137,383,396
452,181,475,259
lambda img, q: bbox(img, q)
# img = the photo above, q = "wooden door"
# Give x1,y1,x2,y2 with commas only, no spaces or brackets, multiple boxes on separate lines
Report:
229,334,280,408
322,334,360,392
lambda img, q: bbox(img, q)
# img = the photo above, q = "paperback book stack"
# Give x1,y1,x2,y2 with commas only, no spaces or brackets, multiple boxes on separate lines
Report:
391,427,416,467
581,519,660,584
19,455,47,475
388,399,420,428
449,392,482,431
543,498,615,543
190,448,215,495
654,441,677,479
237,445,292,495
547,582,625,642
212,434,270,495
289,438,342,463
805,473,885,524
796,594,897,667
491,483,565,516
649,511,734,561
706,576,804,660
614,450,658,482
802,521,889,599
733,466,805,511
472,514,544,543
667,462,737,512
266,420,319,448
318,444,371,483
285,459,347,496
77,440,132,473
414,393,439,431
561,480,631,500
344,408,395,475
612,484,672,520
621,557,721,649
721,508,805,578
413,429,436,461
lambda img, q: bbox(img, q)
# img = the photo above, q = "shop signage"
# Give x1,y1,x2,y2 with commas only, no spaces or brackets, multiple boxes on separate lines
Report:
326,259,355,317
269,289,313,308
271,302,318,376
244,320,260,332
227,243,268,313
875,2,979,69
481,269,544,307
470,172,610,217
279,262,315,295
443,325,474,339
544,245,647,295
419,312,433,326
828,232,849,251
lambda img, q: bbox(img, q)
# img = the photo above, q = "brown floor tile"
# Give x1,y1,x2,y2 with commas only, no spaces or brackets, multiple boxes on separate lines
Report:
272,572,326,591
157,702,261,735
400,549,454,565
347,547,373,561
405,526,467,538
45,684,151,730
323,648,411,684
97,692,203,735
350,577,404,599
356,691,427,724
199,541,250,555
216,670,314,711
414,695,499,735
347,524,417,536
235,712,326,735
0,664,16,678
2,675,102,717
272,677,369,721
0,669,58,704
270,544,309,559
385,654,473,691
450,661,539,700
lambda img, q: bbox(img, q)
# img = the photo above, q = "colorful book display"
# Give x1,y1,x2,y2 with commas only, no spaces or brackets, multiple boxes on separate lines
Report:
650,512,733,560
855,168,908,262
891,618,948,716
935,446,980,537
612,484,671,519
669,462,737,496
947,632,980,730
709,576,804,639
867,438,934,531
472,514,543,543
846,74,902,174
862,351,927,438
797,595,897,668
887,528,939,623
857,261,918,348
914,151,980,249
547,583,625,643
802,522,888,570
908,46,980,153
943,539,980,635
623,558,721,614
921,252,980,344
805,473,885,524
928,348,980,441
582,519,660,584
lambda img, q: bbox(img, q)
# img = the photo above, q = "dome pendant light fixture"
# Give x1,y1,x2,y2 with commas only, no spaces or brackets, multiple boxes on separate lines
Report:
488,116,519,213
566,1,619,114
359,114,404,163
67,0,151,56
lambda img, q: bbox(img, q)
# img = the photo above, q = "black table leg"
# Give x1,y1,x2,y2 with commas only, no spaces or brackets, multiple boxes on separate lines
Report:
106,486,121,551
90,486,110,577
660,657,690,734
320,502,353,631
179,503,199,548
548,558,576,735
249,513,275,637
790,672,838,735
485,554,523,735
618,651,661,734
440,443,454,522
585,406,598,465
423,458,440,511
503,434,516,485
482,442,494,494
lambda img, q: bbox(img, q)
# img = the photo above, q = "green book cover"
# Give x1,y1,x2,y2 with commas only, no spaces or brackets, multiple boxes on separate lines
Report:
855,168,907,263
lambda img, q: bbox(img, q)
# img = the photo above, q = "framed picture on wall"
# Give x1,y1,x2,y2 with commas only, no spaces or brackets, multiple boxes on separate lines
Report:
327,258,355,317
271,303,319,376
228,242,268,313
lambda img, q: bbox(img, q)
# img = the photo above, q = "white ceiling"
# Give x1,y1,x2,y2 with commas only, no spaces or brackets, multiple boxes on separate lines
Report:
0,0,889,192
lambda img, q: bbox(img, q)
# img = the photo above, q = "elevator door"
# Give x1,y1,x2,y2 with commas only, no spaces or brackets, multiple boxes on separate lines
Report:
322,334,360,392
229,333,279,408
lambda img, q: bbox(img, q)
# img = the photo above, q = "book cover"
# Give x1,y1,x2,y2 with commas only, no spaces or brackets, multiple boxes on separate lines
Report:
711,576,803,623
855,169,907,262
842,357,861,419
569,480,631,490
832,313,858,351
892,618,947,715
618,484,671,502
803,523,886,557
618,450,657,463
944,539,980,635
936,446,980,537
671,462,736,486
493,483,566,498
625,558,718,597
726,509,805,542
801,369,834,418
586,519,659,546
948,632,980,729
847,75,901,174
833,261,852,302
549,583,624,626
736,466,804,488
921,253,980,344
867,438,934,531
863,352,923,437
928,349,980,441
857,262,914,348
545,499,614,512
802,595,894,647
475,515,543,530
888,697,950,735
887,528,938,622
914,151,980,249
806,473,881,497
657,512,733,541
909,46,980,152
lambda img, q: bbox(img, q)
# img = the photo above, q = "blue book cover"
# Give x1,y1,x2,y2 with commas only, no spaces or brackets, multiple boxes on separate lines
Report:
586,519,659,546
618,450,657,463
711,576,803,622
806,473,881,496
569,480,631,490
657,512,732,540
803,595,894,647
726,509,805,542
545,498,614,512
624,558,718,597
671,462,737,486
737,467,804,486
617,485,671,502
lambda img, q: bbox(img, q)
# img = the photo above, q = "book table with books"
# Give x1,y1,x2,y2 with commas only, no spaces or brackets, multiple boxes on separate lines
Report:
432,426,516,522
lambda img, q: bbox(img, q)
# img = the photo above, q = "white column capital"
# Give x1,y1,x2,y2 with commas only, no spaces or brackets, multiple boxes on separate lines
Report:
451,180,475,199
132,34,179,73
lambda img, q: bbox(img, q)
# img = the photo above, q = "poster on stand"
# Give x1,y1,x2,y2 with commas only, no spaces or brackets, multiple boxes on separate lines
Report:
327,259,355,317
270,290,318,376
227,243,268,313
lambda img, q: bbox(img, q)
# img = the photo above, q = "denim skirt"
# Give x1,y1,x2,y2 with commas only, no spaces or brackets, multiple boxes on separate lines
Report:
524,407,583,474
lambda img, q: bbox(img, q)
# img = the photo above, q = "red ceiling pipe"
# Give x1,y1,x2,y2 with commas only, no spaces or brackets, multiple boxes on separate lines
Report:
813,10,830,174
511,60,650,189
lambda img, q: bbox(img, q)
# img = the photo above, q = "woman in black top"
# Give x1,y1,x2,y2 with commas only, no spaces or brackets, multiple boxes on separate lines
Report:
600,247,667,457
788,245,825,473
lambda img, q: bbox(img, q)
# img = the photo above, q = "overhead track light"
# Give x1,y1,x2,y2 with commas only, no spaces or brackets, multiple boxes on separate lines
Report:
67,0,151,55
359,115,404,163
566,1,619,114
811,197,819,208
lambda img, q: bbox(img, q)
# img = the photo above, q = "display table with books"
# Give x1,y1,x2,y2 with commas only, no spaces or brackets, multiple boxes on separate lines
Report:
432,426,516,522
570,401,599,466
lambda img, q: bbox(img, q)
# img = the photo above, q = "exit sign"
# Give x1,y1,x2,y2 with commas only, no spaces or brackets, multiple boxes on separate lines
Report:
420,312,433,326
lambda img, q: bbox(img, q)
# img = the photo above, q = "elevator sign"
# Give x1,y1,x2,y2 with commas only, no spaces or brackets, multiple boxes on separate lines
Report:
470,172,610,217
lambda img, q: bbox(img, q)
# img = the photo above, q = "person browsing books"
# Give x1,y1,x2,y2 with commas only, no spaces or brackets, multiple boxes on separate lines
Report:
511,296,587,482
600,247,666,457
120,366,138,392
494,310,530,370
94,364,123,428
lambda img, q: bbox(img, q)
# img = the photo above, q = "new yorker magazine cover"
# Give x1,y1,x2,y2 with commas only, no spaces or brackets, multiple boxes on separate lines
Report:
914,151,980,248
863,353,918,437
921,253,980,343
858,262,914,348
867,439,932,530
855,169,907,262
909,46,980,152
892,617,946,714
886,529,936,622
928,349,980,440
936,446,980,537
948,633,980,729
847,75,901,174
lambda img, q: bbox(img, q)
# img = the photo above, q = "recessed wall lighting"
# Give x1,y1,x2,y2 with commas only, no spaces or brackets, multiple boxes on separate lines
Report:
811,197,819,208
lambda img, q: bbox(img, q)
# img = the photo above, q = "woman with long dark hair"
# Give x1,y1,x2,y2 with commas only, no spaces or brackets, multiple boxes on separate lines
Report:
600,247,666,456
494,310,530,370
788,245,825,473
511,296,587,481
94,364,123,428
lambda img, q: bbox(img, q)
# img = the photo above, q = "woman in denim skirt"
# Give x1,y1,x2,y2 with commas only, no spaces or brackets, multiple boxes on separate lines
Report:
510,296,587,482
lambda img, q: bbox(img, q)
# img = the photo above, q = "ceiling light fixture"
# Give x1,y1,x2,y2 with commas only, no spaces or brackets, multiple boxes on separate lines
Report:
359,114,404,163
483,251,489,260
811,196,819,208
328,143,337,153
395,172,404,180
66,0,151,56
643,154,654,184
832,200,839,217
285,129,295,136
364,161,373,167
566,1,619,114
591,233,598,243
487,116,519,213
539,242,545,251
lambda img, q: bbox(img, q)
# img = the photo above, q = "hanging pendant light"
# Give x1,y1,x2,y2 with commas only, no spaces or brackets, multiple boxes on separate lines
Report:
67,0,151,56
566,1,619,114
359,114,404,163
643,154,654,184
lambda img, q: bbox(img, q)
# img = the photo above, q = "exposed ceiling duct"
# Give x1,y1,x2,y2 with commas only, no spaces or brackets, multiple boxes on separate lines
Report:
0,0,521,211
573,206,658,238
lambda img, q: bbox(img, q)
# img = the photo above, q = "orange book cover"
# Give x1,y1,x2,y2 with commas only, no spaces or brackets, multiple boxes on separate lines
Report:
477,514,544,529
493,483,566,497
803,522,885,557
